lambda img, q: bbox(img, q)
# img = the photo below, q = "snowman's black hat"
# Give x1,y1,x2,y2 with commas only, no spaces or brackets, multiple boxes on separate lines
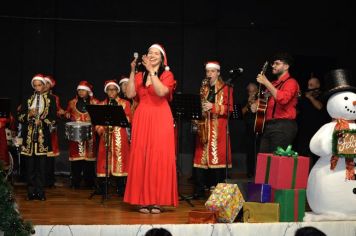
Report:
323,69,356,101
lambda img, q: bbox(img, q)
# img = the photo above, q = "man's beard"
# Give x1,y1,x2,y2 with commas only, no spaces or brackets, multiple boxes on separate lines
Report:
274,70,284,77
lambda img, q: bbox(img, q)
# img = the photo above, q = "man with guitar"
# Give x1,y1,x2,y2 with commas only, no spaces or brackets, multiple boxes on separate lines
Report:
251,52,300,153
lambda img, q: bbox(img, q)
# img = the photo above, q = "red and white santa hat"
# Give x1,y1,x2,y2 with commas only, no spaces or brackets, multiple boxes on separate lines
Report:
77,81,93,97
118,76,129,85
149,43,170,71
104,79,120,93
44,75,56,88
31,74,46,88
205,61,221,70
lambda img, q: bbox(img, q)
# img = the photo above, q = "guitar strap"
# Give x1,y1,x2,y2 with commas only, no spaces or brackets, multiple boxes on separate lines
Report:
271,77,291,118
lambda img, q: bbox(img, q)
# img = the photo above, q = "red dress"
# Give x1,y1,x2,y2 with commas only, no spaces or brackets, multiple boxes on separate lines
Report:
124,71,178,207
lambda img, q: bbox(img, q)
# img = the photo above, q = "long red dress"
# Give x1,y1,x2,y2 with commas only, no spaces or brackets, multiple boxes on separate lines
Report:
124,71,178,207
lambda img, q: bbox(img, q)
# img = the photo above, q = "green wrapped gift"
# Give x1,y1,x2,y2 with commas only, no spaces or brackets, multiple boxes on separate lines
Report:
273,189,306,222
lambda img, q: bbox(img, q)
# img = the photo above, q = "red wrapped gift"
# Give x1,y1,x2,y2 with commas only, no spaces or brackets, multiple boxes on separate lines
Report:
255,152,309,189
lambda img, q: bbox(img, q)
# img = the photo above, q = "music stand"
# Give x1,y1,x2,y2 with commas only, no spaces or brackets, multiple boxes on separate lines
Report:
212,75,239,183
86,104,129,203
171,93,202,207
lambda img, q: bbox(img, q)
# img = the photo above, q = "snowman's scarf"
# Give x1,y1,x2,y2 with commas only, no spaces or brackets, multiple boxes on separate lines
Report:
331,118,355,180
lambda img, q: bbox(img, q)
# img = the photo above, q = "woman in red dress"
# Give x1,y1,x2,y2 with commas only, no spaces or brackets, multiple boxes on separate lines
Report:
124,44,178,214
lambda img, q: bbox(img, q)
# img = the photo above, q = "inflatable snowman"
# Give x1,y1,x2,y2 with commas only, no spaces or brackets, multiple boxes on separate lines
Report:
305,69,356,221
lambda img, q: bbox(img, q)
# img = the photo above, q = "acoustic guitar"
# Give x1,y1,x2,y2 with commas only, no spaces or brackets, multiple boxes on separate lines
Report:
254,61,269,134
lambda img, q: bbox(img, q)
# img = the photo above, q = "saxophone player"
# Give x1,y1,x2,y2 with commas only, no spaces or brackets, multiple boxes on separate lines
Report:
193,61,234,199
17,74,57,200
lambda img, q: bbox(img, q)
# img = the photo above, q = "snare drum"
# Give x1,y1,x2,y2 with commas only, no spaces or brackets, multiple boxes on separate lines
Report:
65,121,92,142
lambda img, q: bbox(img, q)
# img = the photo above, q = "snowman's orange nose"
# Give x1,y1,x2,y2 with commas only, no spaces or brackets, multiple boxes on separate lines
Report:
353,101,356,106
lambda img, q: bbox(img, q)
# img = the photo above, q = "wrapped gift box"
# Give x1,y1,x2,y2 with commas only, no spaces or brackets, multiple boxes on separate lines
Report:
255,153,309,189
273,189,306,222
247,182,271,203
243,202,279,223
205,183,245,223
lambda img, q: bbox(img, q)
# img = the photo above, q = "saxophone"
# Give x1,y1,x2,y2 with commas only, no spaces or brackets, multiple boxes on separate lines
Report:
192,77,211,144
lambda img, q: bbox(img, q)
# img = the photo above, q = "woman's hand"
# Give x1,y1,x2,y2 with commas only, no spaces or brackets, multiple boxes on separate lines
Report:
142,55,154,74
130,58,137,73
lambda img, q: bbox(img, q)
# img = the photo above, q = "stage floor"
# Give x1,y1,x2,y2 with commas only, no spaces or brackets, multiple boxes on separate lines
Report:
12,177,356,236
13,176,207,225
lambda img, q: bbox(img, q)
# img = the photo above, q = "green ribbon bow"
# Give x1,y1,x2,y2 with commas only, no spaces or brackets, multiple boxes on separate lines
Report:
274,145,298,157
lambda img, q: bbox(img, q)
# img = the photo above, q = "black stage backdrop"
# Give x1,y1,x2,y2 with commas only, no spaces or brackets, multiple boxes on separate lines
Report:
1,0,355,172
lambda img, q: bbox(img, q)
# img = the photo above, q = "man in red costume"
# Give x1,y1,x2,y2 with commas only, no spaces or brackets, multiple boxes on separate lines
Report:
96,79,131,196
252,52,299,153
64,81,99,189
193,61,233,199
43,75,65,187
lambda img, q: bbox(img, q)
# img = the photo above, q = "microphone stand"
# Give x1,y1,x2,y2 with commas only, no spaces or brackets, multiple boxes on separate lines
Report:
209,74,236,183
224,76,234,182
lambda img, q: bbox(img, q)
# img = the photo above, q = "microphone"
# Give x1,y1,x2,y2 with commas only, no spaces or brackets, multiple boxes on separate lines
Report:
133,52,145,72
229,68,244,74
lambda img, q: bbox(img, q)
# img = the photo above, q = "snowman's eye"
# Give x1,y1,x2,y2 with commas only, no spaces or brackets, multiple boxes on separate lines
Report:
344,97,349,100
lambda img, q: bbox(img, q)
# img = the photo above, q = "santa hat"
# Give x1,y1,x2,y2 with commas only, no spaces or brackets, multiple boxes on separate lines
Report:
31,74,46,89
149,43,170,71
44,75,56,88
118,76,129,85
205,61,221,70
77,81,93,97
104,79,120,93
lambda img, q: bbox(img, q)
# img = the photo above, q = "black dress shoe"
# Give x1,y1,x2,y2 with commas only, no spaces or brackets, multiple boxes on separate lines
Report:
27,193,36,201
37,193,46,201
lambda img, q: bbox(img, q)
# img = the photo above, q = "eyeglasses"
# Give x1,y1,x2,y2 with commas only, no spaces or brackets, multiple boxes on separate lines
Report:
106,88,118,91
271,61,285,66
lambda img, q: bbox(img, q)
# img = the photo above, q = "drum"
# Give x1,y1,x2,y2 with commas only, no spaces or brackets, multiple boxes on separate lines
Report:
65,121,92,142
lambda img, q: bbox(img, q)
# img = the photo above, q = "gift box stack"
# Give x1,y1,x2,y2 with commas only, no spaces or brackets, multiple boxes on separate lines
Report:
205,183,245,223
252,145,310,222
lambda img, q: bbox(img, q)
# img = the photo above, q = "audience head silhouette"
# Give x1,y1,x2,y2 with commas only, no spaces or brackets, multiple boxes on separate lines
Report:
145,228,173,236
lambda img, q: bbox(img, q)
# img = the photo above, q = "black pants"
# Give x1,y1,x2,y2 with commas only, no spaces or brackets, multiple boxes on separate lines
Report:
45,157,56,187
71,160,95,188
26,155,46,195
259,119,298,153
194,168,225,195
